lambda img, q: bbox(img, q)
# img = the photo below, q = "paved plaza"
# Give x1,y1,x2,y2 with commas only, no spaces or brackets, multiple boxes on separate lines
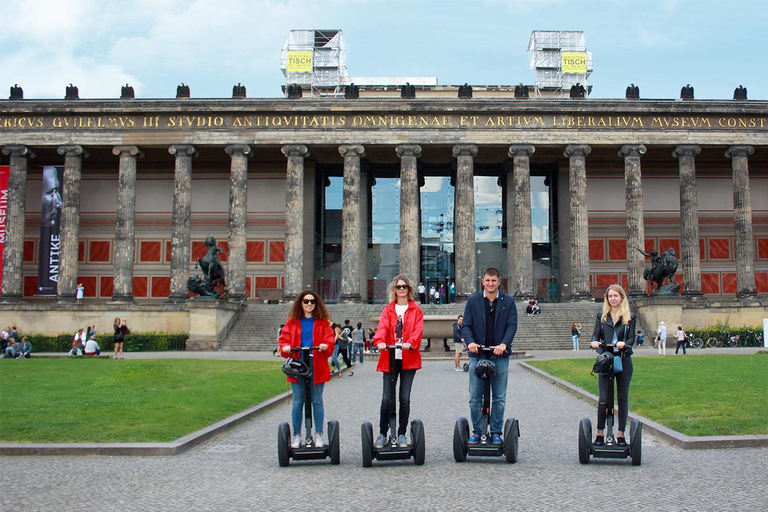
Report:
1,348,765,511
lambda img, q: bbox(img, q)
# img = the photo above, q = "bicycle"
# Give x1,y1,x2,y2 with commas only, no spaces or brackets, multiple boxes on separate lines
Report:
686,333,704,349
705,330,739,348
742,329,765,347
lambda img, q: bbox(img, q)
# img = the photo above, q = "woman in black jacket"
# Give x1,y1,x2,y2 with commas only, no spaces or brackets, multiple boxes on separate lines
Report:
590,284,636,447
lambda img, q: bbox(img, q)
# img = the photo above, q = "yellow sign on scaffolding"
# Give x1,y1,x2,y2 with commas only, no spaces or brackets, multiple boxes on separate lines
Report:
562,52,587,74
287,52,313,72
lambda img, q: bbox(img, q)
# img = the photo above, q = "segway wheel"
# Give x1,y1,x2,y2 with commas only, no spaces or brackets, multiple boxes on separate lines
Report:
328,420,340,465
453,417,469,462
361,421,374,468
411,419,426,465
462,362,469,372
630,419,642,466
503,418,519,463
277,421,291,467
578,418,592,464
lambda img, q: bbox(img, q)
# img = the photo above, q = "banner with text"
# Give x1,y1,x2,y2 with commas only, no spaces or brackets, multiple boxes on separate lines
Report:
562,52,587,74
0,165,8,289
287,51,313,72
37,166,63,295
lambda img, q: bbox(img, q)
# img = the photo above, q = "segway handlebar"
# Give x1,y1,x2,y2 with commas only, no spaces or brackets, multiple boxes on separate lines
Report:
470,345,509,356
288,346,325,353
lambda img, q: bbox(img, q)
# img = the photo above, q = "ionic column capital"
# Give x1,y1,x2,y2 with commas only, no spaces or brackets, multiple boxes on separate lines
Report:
564,144,591,158
168,144,197,157
508,144,535,158
396,144,422,158
725,145,754,159
672,145,701,159
281,145,309,158
225,144,253,158
57,145,88,159
338,144,365,159
619,144,647,158
112,145,144,158
2,145,35,159
452,144,478,158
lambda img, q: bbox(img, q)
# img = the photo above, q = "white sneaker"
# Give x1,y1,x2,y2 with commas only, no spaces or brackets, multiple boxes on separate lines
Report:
455,366,463,372
291,434,302,449
313,433,324,448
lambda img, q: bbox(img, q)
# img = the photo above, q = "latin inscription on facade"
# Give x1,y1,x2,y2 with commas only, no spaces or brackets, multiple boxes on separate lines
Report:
1,114,766,131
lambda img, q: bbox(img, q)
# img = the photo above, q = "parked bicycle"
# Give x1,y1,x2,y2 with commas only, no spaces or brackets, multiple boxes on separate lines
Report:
686,333,704,349
742,329,764,347
705,330,739,348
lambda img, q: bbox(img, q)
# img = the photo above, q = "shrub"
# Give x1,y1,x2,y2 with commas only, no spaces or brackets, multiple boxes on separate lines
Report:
21,332,188,353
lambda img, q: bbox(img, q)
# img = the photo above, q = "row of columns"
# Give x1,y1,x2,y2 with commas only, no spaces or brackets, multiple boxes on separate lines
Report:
0,142,760,303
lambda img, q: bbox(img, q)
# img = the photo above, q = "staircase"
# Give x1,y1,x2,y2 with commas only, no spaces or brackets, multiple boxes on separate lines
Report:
221,301,603,352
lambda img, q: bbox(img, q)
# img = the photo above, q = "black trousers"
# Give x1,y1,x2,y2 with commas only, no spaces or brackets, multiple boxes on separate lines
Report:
379,361,416,437
597,356,634,432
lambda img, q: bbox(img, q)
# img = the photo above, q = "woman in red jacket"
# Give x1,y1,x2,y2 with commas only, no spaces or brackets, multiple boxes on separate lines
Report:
279,290,335,449
372,275,424,449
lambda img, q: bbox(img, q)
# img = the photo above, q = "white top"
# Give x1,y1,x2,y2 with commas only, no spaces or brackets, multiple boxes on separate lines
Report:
417,285,425,293
658,324,667,340
395,304,408,317
84,339,100,353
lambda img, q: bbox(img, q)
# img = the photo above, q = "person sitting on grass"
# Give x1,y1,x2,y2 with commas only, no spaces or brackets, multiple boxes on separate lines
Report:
84,334,101,356
19,337,32,358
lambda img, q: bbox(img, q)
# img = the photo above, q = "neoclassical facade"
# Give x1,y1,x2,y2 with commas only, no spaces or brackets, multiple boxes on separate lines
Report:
1,96,767,307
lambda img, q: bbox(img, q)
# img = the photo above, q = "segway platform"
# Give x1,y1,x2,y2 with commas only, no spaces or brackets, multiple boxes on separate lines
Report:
278,420,340,465
578,416,642,465
453,416,519,463
361,419,425,466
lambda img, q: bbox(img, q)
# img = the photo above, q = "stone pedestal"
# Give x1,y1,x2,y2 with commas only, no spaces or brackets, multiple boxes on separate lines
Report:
185,299,240,351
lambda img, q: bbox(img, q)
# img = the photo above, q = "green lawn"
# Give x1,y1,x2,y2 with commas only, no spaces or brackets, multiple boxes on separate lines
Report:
0,358,286,443
527,353,768,436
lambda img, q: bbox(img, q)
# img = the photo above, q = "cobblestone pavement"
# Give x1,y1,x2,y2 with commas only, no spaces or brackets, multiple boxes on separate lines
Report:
1,349,765,511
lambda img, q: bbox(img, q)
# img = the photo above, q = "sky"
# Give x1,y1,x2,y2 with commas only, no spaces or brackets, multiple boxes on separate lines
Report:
2,0,767,101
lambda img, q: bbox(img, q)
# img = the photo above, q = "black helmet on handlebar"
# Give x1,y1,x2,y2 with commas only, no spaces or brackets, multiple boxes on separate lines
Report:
281,358,311,378
474,359,497,381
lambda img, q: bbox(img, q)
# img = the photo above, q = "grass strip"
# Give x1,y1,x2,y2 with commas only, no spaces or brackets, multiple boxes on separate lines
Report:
0,358,286,443
527,353,768,436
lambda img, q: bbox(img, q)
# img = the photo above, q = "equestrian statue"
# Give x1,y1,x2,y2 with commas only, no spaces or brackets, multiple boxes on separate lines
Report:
187,236,227,299
637,247,680,295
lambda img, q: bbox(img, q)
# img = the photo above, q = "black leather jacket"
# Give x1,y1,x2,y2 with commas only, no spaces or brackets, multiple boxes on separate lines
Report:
591,312,636,357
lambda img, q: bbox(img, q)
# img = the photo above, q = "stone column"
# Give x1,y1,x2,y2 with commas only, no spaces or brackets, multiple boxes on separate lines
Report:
167,145,196,303
507,145,535,299
620,144,647,297
57,145,88,302
225,144,252,302
673,145,703,298
564,144,591,300
396,145,421,283
111,146,142,302
452,145,478,300
282,145,309,301
339,144,365,302
0,146,34,302
726,145,757,298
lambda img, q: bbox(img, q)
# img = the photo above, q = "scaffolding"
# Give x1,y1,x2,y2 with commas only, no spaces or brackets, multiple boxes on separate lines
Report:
528,31,593,97
280,29,348,97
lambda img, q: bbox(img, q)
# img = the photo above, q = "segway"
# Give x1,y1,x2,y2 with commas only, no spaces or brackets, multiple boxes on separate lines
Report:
578,345,642,465
361,317,425,467
453,346,520,463
277,346,340,466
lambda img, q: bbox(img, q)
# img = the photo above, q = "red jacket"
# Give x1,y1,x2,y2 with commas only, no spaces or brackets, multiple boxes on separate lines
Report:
373,300,423,372
278,317,335,384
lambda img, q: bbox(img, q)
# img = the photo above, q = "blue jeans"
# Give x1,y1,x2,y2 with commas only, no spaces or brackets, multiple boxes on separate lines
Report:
291,380,325,436
331,344,340,371
468,355,509,435
350,342,364,364
572,335,579,350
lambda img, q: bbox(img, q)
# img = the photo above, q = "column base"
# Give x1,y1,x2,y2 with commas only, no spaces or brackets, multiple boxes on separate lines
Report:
227,294,247,303
736,290,758,299
513,292,534,301
570,292,594,302
339,294,363,304
684,291,705,301
0,294,23,304
166,294,189,304
281,294,297,304
56,294,77,304
455,293,473,303
628,289,647,298
110,293,134,303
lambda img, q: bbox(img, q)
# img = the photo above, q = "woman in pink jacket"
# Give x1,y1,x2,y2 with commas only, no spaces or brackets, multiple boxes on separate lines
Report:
372,275,424,449
279,290,335,449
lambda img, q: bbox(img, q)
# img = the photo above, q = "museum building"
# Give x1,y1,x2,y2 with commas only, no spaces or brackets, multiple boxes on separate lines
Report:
1,83,767,308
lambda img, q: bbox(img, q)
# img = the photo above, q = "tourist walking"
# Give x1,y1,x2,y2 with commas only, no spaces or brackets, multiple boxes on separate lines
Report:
657,321,667,355
675,325,687,355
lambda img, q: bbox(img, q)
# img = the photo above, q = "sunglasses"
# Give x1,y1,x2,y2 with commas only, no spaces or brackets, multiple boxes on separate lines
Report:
302,299,316,305
395,284,409,290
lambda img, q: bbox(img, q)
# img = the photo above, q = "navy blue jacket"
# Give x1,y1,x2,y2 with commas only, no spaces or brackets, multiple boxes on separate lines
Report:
461,291,518,357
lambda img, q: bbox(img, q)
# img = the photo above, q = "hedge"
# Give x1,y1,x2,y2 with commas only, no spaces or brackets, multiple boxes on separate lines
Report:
22,332,188,353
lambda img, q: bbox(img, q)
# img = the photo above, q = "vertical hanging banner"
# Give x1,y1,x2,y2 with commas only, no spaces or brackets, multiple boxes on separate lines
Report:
0,165,9,289
37,166,63,295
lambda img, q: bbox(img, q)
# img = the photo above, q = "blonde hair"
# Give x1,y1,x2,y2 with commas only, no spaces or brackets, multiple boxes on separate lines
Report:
387,275,415,303
601,284,631,325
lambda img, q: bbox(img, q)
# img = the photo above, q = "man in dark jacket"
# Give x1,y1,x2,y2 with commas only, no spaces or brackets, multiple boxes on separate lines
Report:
461,267,518,445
